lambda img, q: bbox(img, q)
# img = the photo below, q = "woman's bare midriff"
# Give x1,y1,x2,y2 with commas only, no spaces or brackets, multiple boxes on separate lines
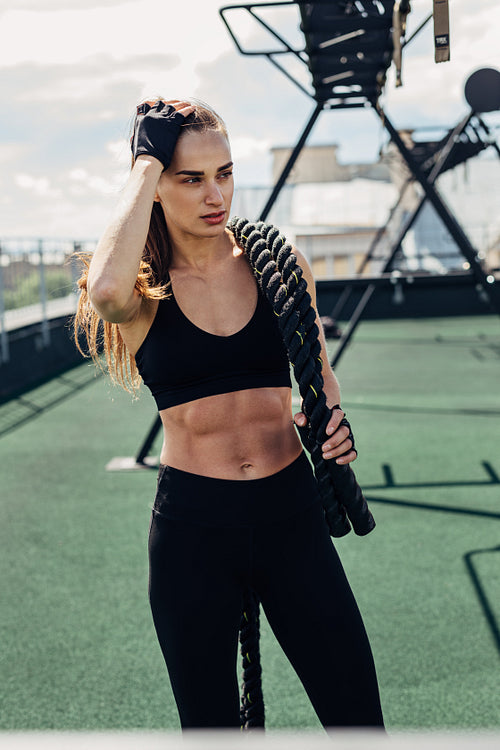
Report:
158,386,303,479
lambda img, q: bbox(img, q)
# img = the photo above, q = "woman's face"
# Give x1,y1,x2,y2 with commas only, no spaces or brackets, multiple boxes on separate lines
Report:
154,129,234,242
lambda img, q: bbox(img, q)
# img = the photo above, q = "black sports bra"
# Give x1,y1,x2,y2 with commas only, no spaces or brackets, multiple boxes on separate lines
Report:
134,288,292,410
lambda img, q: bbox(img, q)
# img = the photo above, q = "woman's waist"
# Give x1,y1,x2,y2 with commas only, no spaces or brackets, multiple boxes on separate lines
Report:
160,420,302,480
159,387,299,478
153,450,320,527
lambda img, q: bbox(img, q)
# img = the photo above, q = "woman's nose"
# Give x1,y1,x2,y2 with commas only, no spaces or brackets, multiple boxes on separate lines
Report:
205,182,223,205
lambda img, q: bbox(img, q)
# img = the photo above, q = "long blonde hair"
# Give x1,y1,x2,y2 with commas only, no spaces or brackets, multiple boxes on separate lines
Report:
73,99,228,393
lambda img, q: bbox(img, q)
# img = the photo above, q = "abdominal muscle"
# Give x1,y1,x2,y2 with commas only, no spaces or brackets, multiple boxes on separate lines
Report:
159,386,303,480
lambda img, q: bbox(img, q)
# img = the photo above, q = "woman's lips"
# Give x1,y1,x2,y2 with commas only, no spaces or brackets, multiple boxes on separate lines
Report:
201,211,226,225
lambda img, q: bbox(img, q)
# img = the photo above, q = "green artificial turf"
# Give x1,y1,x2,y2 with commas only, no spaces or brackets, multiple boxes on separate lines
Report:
0,316,499,731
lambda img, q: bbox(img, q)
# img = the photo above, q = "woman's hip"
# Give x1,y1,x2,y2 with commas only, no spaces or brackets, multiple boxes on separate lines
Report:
152,450,320,528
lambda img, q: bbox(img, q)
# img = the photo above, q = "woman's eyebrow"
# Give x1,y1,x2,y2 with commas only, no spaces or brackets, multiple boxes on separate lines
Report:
175,161,233,176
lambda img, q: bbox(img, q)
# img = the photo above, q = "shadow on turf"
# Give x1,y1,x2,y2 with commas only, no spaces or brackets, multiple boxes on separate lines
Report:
344,401,500,418
350,333,500,348
364,461,500,532
364,461,500,491
0,368,103,438
364,471,500,656
464,546,500,655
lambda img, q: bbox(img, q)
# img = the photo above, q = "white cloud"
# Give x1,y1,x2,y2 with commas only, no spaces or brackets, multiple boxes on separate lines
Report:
230,135,271,161
68,167,123,196
0,1,124,9
0,3,232,123
15,173,60,198
0,2,232,75
13,54,180,116
106,138,132,166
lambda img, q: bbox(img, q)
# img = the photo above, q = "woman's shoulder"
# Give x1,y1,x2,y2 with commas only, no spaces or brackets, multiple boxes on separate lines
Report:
291,246,315,285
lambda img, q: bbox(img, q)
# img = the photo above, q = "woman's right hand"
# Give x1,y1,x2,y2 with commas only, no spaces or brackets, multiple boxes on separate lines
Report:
131,99,195,170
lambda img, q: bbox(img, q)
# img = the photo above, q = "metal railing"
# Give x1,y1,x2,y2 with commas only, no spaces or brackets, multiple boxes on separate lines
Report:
0,238,97,364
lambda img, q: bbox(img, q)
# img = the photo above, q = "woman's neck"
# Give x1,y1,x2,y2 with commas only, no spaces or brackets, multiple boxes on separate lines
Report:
169,229,238,273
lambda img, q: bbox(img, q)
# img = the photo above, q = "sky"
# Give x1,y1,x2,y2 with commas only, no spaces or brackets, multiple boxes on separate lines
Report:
0,0,499,239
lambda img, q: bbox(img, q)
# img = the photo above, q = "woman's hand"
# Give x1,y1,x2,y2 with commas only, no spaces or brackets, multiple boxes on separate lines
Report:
131,99,195,169
294,405,358,465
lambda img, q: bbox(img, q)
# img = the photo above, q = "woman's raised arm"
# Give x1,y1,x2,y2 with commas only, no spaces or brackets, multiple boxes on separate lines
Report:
87,155,163,323
87,99,194,323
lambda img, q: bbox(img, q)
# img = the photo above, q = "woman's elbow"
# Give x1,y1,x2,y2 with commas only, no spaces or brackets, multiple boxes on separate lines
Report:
87,278,133,323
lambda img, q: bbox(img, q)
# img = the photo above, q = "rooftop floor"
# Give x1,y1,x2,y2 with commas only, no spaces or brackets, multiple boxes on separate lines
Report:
1,314,499,732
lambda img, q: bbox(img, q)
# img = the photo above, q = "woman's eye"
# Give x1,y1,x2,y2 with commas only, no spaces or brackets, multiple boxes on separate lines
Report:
219,171,233,180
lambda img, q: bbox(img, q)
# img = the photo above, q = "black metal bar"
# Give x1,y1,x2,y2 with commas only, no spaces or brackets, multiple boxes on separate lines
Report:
359,177,413,275
329,176,413,322
135,415,162,465
376,113,477,273
401,12,432,48
329,284,355,322
219,2,301,58
330,203,429,367
330,283,376,367
259,101,324,220
377,114,476,264
221,1,295,12
377,106,500,315
265,53,315,99
247,6,308,64
330,111,481,367
328,110,481,323
476,115,500,159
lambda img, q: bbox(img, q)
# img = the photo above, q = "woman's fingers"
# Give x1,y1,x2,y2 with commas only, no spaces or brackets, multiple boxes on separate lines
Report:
176,104,196,117
137,99,195,116
321,425,352,459
325,405,344,436
294,407,357,464
334,449,357,465
293,412,308,428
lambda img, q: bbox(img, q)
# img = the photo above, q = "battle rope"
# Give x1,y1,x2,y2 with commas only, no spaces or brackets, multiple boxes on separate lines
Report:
239,589,265,728
229,217,376,728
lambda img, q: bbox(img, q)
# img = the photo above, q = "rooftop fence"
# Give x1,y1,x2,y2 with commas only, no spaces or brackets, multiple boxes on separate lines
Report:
0,238,97,365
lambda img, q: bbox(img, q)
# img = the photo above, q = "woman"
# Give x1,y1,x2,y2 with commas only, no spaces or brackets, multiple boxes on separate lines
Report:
75,99,384,731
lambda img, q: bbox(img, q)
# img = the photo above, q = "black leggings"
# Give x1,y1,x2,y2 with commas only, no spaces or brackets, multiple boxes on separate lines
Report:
148,452,384,730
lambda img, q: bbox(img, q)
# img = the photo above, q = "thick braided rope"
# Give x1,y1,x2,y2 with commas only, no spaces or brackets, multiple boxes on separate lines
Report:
239,590,265,729
229,216,376,537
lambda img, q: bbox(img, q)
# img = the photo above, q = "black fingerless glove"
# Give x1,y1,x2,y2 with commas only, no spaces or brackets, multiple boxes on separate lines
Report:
131,100,186,169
